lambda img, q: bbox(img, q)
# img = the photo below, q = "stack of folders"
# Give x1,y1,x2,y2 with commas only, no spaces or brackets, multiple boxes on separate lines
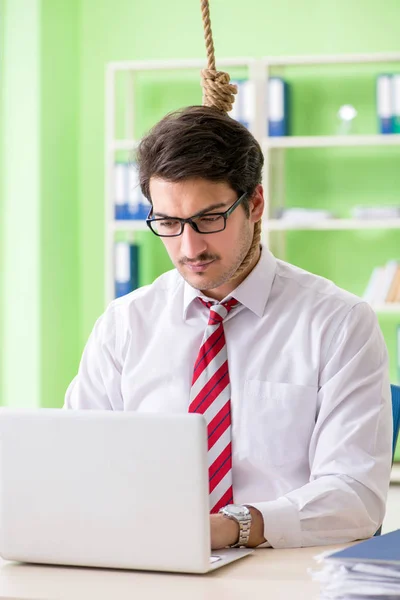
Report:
114,162,150,220
114,242,139,298
229,78,290,136
311,529,400,599
377,74,400,134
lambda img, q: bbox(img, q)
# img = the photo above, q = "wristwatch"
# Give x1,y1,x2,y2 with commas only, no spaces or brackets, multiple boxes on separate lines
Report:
218,504,252,547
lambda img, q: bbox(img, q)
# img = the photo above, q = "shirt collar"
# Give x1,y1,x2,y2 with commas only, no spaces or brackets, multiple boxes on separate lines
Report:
182,245,277,320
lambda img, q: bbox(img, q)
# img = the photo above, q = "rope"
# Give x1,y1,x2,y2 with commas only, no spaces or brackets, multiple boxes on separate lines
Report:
199,0,262,278
237,216,262,277
200,0,237,112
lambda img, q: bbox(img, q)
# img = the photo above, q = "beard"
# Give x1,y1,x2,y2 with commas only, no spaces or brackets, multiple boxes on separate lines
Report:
176,223,253,291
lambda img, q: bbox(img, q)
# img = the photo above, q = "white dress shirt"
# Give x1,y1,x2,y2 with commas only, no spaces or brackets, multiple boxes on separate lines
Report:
65,247,392,548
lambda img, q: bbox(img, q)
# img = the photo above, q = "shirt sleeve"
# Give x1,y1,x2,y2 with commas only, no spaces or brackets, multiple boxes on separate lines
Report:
64,305,124,410
249,301,393,548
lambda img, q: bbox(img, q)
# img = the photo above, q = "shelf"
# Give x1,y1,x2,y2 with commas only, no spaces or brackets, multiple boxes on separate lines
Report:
262,52,400,67
108,57,255,72
114,135,400,153
263,135,400,149
107,53,400,72
112,220,148,231
265,219,400,231
371,304,400,314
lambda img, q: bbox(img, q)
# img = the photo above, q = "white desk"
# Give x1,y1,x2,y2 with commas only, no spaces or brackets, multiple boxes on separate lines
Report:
0,545,347,600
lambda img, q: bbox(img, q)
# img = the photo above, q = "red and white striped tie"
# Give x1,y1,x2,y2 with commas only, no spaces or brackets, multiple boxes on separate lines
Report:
189,297,239,514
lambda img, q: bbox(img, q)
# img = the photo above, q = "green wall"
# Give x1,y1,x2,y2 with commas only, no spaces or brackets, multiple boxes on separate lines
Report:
40,0,80,407
1,0,399,453
1,0,42,408
0,0,80,408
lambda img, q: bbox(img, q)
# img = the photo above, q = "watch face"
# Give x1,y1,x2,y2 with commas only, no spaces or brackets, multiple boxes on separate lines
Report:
226,504,245,516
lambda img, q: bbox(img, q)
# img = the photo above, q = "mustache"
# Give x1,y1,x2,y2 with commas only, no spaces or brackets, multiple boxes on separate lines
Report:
179,254,219,265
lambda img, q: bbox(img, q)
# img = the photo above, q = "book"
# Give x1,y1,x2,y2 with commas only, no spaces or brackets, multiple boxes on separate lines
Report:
363,266,384,304
114,163,150,221
114,162,128,220
397,325,400,385
363,261,400,305
229,79,255,130
114,242,139,298
268,77,290,137
377,260,399,304
376,74,393,134
126,163,150,220
386,265,400,303
392,74,400,134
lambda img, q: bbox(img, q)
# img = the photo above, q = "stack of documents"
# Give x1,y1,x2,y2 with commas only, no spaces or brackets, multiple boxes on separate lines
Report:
310,529,400,598
351,205,400,219
276,208,335,222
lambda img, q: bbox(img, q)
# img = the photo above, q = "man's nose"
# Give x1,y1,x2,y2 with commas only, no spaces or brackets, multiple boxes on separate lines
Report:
180,223,208,260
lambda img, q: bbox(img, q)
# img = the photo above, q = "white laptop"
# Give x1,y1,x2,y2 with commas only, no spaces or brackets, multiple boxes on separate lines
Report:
0,409,253,573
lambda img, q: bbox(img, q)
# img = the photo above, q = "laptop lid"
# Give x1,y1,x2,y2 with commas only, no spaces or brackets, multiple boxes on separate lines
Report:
0,409,212,573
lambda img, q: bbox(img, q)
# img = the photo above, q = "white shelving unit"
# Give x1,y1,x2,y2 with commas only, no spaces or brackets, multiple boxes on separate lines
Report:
105,52,400,313
264,134,400,149
105,57,263,305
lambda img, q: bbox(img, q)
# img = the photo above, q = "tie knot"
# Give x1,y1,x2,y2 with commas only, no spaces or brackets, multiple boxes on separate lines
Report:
199,298,239,324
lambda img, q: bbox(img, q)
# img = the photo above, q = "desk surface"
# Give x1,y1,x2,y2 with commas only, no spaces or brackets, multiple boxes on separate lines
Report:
0,544,346,600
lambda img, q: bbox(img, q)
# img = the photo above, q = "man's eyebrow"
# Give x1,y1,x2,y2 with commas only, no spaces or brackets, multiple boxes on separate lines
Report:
153,202,228,219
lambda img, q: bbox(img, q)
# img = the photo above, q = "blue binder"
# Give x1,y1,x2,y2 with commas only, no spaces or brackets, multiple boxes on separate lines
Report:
229,79,254,130
376,74,393,135
114,242,139,298
328,529,400,565
114,162,128,220
127,163,150,220
268,77,290,137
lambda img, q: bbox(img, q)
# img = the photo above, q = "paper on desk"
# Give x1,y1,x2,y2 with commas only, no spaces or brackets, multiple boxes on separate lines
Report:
310,555,400,598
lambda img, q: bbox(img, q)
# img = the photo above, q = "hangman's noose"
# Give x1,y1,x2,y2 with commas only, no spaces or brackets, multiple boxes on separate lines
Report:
199,0,262,277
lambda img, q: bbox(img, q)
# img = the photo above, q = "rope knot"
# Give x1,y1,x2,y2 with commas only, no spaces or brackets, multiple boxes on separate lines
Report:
201,69,237,113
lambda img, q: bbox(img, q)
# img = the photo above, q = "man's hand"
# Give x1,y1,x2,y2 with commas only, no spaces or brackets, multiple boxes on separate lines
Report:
210,506,266,550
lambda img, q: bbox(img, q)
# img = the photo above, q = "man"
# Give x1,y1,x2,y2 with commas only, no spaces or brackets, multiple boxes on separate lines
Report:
65,106,392,551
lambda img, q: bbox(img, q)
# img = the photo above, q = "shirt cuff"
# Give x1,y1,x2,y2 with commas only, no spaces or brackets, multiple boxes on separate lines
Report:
249,497,302,548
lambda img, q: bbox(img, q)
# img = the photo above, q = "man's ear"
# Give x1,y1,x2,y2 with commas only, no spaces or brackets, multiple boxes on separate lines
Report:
248,185,264,223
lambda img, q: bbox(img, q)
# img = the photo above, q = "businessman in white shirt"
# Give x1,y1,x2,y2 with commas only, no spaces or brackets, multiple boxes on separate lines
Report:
65,105,392,551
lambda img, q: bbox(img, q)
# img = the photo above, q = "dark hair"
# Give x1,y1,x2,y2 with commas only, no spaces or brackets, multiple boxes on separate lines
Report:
136,105,264,215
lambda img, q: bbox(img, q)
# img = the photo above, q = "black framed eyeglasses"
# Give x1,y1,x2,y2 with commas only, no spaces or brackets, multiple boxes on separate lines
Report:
146,192,248,238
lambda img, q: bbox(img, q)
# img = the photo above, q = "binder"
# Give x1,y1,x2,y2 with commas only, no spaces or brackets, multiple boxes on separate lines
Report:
392,73,400,134
229,79,254,130
241,79,255,130
268,77,290,137
114,162,128,220
376,74,393,134
314,529,400,598
114,242,139,298
127,163,150,220
228,79,241,123
397,325,400,384
327,529,400,565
